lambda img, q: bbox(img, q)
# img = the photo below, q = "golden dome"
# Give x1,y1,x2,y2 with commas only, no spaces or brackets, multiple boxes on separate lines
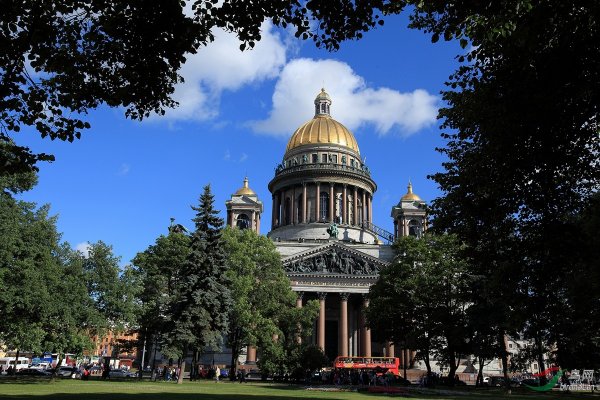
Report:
401,182,422,201
234,177,256,196
285,115,360,154
285,88,360,155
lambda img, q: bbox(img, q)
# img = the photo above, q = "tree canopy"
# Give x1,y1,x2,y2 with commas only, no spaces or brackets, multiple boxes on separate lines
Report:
0,180,138,365
1,0,395,175
367,233,471,383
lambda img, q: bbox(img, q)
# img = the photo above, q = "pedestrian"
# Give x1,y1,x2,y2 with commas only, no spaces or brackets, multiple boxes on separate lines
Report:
215,366,220,382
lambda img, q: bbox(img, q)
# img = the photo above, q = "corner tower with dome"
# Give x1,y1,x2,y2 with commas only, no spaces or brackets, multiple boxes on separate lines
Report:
227,89,427,363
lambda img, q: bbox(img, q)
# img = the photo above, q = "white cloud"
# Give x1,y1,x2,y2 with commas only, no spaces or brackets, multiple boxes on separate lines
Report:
117,163,130,175
239,153,248,162
250,58,438,137
75,242,91,258
224,150,231,161
163,21,287,121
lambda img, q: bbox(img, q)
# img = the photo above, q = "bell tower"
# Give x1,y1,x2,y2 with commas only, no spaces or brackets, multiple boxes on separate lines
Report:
391,181,427,239
225,177,263,233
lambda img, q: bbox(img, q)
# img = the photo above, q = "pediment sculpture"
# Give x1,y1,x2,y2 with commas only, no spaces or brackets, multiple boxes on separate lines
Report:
285,248,380,276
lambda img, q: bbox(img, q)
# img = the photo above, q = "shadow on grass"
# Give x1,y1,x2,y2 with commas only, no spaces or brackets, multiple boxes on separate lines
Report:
1,379,599,400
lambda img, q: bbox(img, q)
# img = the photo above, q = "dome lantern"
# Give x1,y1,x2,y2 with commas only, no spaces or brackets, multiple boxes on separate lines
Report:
314,88,332,116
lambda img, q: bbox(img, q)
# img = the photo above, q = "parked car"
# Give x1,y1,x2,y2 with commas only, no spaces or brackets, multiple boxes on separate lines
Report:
15,368,52,377
56,366,81,379
108,368,136,378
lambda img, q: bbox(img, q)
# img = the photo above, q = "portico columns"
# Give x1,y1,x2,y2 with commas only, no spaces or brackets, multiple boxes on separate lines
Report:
296,292,303,344
362,191,367,224
247,346,256,363
318,292,327,351
315,183,320,222
329,184,335,222
342,184,347,224
385,342,395,357
339,293,349,357
353,187,358,226
291,186,296,225
302,184,307,223
361,297,371,357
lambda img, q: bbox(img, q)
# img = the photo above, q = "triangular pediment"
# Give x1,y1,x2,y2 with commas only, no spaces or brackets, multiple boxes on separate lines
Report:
282,242,388,276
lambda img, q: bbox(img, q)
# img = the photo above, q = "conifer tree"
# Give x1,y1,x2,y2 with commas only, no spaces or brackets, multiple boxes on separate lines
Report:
164,185,232,382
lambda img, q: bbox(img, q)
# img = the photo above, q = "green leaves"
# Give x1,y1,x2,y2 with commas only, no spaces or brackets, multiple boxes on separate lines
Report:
368,234,471,378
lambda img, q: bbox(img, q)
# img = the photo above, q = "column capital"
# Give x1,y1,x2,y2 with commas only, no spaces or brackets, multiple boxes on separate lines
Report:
296,291,304,300
318,292,328,300
340,292,350,301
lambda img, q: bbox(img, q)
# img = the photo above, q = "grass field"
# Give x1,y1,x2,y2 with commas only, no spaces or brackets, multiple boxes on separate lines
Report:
0,378,598,400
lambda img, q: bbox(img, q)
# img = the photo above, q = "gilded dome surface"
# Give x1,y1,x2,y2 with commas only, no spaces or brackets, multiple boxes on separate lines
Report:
285,89,360,155
401,182,422,201
285,115,360,154
234,177,256,195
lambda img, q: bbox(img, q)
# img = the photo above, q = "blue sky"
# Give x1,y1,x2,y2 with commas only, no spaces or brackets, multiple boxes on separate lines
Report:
16,14,462,265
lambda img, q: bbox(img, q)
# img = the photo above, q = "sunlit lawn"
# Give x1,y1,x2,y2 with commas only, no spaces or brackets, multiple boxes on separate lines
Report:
1,378,599,400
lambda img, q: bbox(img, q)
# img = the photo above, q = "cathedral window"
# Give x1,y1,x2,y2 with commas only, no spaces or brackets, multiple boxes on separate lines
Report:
312,154,318,163
321,154,327,163
319,192,329,221
331,154,338,164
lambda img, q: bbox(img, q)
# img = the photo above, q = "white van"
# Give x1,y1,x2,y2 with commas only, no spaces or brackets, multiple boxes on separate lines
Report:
0,357,30,373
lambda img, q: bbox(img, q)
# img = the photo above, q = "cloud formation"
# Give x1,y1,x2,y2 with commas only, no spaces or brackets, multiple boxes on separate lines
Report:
250,58,438,137
76,242,91,258
164,22,286,121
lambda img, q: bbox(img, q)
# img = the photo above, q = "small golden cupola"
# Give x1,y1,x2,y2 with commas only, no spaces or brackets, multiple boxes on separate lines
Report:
391,181,427,240
234,176,256,196
400,181,422,202
226,177,263,233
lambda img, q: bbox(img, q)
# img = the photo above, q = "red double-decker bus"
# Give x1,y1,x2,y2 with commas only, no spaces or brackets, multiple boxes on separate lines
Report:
333,356,401,376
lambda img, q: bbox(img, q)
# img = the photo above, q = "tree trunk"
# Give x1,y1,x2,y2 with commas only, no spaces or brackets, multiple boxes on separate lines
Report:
447,351,458,387
53,353,64,379
177,359,185,384
499,332,511,394
422,348,432,387
13,349,19,375
477,357,485,387
229,345,239,381
535,333,546,385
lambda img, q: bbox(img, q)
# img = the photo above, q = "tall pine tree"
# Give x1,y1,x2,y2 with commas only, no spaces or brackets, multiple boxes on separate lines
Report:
164,185,232,383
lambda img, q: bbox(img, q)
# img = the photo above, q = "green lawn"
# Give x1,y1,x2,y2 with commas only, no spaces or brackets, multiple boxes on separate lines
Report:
0,379,598,400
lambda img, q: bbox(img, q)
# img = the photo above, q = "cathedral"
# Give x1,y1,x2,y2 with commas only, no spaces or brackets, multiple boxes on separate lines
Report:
225,89,427,363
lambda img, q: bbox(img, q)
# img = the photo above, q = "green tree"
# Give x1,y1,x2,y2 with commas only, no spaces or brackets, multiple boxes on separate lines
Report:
367,234,471,384
222,227,299,379
412,0,599,377
132,228,191,371
2,1,395,174
82,241,140,334
0,194,60,368
164,184,231,383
